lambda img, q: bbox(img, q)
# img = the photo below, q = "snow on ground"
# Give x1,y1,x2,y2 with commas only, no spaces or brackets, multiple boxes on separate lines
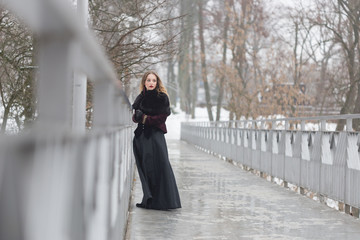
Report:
0,107,19,134
165,105,229,140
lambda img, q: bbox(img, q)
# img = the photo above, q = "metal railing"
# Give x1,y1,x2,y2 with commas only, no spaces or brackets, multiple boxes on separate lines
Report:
0,0,134,239
181,114,360,216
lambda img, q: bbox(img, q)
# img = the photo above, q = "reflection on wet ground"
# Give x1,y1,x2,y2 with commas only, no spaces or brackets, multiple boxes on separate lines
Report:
125,140,360,240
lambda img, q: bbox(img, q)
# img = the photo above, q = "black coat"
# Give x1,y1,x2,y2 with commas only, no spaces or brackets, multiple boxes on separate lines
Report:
132,89,181,210
132,89,170,116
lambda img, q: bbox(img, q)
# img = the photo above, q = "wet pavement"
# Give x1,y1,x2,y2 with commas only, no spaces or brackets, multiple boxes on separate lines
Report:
125,140,360,240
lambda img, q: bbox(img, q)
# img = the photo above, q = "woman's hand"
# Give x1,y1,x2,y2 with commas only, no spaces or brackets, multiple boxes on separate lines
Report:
134,109,144,122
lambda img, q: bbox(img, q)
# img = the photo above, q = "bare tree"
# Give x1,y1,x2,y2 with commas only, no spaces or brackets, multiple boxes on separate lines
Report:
89,0,182,95
220,0,269,119
309,0,360,129
339,0,360,130
302,9,337,114
0,9,35,133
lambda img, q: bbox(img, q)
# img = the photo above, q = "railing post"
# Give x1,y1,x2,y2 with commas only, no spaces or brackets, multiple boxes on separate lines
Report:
36,4,74,131
346,118,353,131
72,69,87,132
301,120,305,131
260,121,265,130
93,82,115,129
283,120,289,188
321,120,326,131
72,0,89,132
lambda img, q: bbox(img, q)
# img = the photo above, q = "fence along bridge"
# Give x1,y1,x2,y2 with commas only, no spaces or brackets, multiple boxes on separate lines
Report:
0,0,133,239
1,1,360,240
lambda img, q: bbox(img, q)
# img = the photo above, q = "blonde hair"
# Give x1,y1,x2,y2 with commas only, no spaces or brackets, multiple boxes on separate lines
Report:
140,71,168,95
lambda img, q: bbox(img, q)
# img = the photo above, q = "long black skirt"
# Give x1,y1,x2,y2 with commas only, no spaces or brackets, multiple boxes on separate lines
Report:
133,128,181,210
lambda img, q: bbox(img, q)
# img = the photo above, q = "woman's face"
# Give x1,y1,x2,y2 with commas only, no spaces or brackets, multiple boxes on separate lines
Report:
145,73,157,91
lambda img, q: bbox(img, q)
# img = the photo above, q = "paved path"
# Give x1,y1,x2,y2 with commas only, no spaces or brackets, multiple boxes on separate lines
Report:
125,140,360,240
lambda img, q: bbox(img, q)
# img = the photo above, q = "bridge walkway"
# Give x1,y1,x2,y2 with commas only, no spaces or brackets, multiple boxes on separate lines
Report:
125,139,360,240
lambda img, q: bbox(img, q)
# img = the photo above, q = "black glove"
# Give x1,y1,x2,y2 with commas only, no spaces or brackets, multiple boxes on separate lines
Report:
134,109,144,122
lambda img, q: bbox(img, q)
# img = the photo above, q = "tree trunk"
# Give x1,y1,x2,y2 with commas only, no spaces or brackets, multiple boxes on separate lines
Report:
336,42,357,130
336,82,357,130
22,37,37,129
317,58,329,114
165,6,176,106
1,106,10,133
353,80,360,130
198,0,213,121
167,56,176,106
290,21,300,117
335,0,359,130
177,6,186,111
22,74,35,128
191,27,197,119
229,110,234,121
216,13,229,121
0,95,15,133
178,0,192,113
293,21,299,86
14,115,22,131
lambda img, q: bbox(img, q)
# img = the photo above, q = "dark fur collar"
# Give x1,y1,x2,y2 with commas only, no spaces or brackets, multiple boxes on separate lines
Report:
132,90,170,116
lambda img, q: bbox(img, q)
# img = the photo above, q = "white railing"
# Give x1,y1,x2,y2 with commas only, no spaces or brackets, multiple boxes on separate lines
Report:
0,0,134,239
181,114,360,217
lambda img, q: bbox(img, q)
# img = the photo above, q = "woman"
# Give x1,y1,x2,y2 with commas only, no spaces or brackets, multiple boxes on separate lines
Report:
132,71,181,210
